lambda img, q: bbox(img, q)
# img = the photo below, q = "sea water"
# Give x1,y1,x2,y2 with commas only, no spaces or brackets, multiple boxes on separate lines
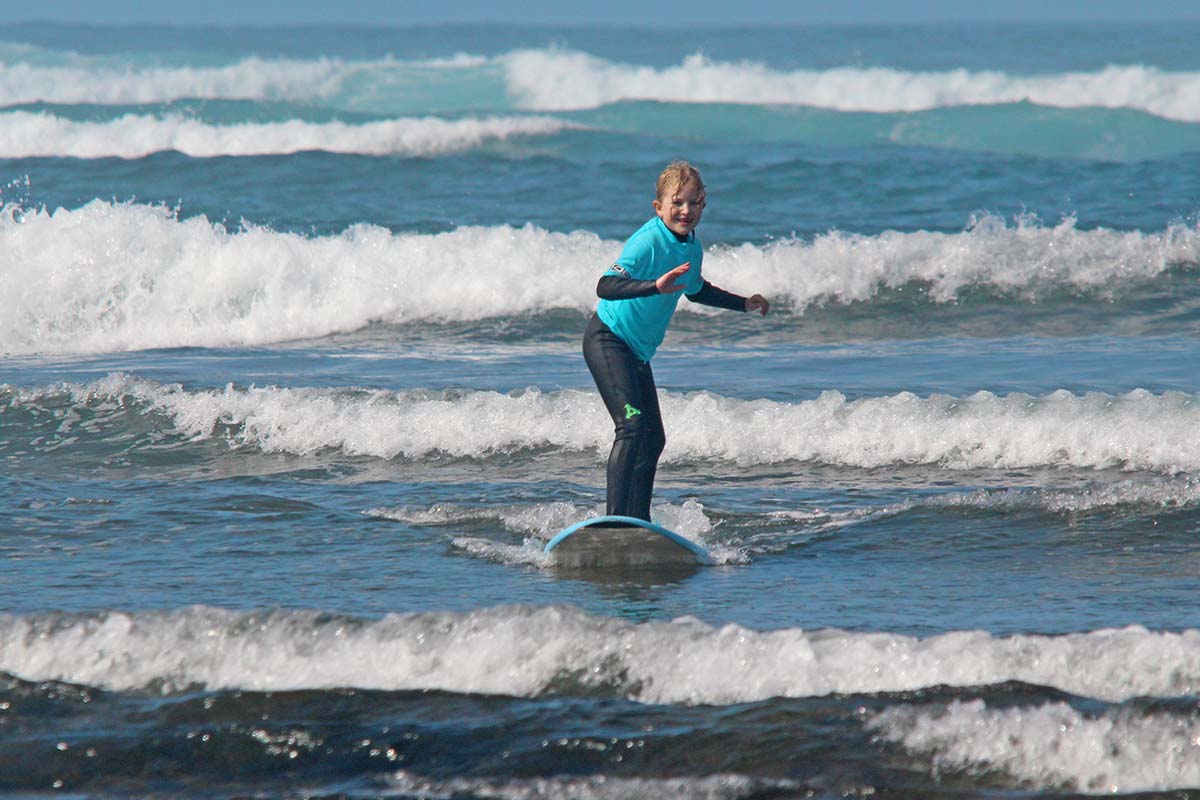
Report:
2,20,1200,799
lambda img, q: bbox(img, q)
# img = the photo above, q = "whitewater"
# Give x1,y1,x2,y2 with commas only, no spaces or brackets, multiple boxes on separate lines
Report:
3,201,1198,355
3,605,1198,702
7,374,1200,473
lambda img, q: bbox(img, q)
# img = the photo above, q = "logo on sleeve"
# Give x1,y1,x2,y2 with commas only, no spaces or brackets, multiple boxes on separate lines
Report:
624,403,642,420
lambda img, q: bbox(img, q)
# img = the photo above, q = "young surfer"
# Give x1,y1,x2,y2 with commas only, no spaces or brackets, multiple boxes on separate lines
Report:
583,160,770,521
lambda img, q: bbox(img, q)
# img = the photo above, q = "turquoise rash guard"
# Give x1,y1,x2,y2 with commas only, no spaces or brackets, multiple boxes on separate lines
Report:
596,216,704,362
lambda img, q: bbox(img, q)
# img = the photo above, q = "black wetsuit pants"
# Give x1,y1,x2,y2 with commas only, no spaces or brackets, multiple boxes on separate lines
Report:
582,313,666,521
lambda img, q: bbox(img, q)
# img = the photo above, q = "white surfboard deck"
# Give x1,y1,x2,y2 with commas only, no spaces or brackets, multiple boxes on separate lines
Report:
544,515,710,569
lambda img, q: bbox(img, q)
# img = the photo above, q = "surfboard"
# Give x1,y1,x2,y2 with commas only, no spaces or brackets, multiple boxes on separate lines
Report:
544,515,710,569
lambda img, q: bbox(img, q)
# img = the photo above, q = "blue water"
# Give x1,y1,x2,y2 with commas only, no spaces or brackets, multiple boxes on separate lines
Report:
2,20,1200,799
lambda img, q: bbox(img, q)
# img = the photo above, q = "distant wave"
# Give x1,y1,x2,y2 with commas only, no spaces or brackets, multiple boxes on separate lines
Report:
0,111,576,158
0,55,354,105
8,374,1200,473
2,201,1197,355
504,51,1200,122
3,48,1200,121
1,605,1197,704
4,103,1194,161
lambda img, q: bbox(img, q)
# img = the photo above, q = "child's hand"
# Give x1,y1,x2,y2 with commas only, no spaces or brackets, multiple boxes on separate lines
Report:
745,294,770,316
656,262,690,294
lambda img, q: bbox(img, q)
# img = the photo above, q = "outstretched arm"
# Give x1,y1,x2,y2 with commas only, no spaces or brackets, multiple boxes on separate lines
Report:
687,280,770,316
596,274,657,300
596,262,692,300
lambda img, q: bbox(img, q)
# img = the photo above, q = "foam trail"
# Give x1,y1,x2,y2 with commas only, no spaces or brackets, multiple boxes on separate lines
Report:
3,201,1198,355
503,51,1200,122
10,374,1200,474
869,700,1200,793
1,606,1198,703
0,111,576,158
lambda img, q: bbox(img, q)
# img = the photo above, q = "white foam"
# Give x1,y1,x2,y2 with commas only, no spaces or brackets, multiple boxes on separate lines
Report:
667,387,1200,474
491,498,715,543
502,50,1200,122
0,55,356,105
1,606,1198,704
12,375,1200,474
499,501,607,538
450,536,550,567
388,769,801,800
364,504,493,525
0,202,613,355
735,213,1200,307
2,201,1197,356
0,111,576,158
869,699,1200,793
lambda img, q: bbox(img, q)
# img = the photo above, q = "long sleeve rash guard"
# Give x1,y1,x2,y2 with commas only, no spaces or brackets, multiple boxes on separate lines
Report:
596,274,747,312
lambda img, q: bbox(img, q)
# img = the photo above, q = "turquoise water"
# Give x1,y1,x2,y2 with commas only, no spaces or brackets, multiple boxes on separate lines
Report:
2,21,1200,799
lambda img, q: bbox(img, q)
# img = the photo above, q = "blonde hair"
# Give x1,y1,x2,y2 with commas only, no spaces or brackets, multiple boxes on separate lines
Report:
656,160,705,202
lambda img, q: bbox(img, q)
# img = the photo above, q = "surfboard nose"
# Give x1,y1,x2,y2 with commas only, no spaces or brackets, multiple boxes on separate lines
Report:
544,515,710,569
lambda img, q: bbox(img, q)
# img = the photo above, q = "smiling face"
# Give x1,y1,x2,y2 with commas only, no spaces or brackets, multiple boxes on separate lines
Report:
653,179,706,237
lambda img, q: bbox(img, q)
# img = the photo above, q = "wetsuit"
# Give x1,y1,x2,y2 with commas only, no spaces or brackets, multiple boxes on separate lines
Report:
583,216,748,521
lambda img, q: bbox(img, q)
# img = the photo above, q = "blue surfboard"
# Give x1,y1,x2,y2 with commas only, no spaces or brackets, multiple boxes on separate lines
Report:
544,515,710,569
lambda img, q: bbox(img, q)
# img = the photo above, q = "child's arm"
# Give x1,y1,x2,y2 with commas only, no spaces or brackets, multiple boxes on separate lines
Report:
687,280,770,316
596,274,658,300
597,262,691,299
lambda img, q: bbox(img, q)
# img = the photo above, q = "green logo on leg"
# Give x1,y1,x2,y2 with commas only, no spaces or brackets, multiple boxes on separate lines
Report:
624,403,642,420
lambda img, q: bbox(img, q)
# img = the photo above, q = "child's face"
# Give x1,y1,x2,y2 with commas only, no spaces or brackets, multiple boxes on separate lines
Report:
654,180,705,237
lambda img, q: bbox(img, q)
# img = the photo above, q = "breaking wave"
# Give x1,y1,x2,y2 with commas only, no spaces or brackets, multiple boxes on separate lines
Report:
1,605,1197,703
7,374,1200,474
2,201,1196,355
5,48,1200,122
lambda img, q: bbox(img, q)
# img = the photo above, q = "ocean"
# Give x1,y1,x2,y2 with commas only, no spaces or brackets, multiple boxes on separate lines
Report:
2,18,1200,798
